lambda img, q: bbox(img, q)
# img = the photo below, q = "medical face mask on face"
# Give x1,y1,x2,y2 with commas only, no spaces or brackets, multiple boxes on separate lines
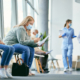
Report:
27,24,32,30
36,34,38,38
69,23,72,27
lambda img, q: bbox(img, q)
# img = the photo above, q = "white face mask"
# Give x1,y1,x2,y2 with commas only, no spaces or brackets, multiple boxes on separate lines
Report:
36,34,38,38
69,23,72,27
26,24,33,30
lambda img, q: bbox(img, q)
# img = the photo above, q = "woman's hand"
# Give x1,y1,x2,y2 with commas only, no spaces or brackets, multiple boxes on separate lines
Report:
34,38,40,43
0,40,5,45
38,43,45,47
43,51,46,54
40,43,44,47
59,35,62,38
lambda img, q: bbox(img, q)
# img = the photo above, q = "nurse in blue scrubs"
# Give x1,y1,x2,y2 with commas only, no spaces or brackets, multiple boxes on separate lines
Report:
59,19,76,72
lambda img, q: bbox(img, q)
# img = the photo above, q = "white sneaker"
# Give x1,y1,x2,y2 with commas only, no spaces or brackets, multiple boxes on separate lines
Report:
5,69,13,78
29,69,35,76
69,68,73,72
0,68,8,78
64,69,68,72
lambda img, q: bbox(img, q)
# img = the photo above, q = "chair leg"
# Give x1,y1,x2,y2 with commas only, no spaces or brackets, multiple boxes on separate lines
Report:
35,58,40,73
52,61,56,69
14,55,17,62
75,61,78,70
56,60,60,70
50,61,52,69
38,59,44,73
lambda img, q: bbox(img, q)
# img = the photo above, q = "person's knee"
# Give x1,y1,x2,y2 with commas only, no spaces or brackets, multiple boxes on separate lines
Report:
24,47,30,57
30,47,35,56
10,46,15,52
67,50,72,57
45,54,48,58
62,53,66,58
4,46,10,52
67,54,72,57
31,48,34,53
30,47,34,53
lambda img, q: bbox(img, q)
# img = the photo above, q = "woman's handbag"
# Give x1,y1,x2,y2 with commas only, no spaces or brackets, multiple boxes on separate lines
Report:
12,58,29,76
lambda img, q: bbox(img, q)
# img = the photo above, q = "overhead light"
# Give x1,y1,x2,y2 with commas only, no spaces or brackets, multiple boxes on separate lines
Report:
75,0,80,3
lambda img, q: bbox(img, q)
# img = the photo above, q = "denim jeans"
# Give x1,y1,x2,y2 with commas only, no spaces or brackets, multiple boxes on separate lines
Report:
13,44,34,68
0,44,15,66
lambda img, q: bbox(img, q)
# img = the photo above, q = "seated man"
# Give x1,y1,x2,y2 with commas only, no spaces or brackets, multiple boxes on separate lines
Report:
31,29,50,72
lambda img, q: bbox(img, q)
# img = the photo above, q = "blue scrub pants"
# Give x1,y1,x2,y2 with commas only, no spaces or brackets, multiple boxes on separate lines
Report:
13,44,34,68
0,44,15,66
62,49,73,69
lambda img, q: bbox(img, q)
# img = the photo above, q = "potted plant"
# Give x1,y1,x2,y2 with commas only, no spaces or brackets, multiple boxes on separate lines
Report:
40,31,48,51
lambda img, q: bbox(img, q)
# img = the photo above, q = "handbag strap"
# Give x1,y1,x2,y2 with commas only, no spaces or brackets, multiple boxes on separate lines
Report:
17,58,29,67
17,58,24,65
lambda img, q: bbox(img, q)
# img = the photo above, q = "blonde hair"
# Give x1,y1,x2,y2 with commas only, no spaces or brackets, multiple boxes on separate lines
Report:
14,16,34,27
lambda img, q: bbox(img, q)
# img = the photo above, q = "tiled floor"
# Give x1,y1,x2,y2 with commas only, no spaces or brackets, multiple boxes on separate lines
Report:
32,68,80,75
1,69,80,80
12,70,80,80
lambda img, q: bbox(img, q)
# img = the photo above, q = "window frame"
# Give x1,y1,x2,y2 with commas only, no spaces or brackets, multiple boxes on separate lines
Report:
0,0,4,39
26,0,39,15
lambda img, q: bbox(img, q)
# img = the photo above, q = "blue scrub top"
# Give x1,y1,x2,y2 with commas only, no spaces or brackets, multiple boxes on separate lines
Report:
62,27,74,50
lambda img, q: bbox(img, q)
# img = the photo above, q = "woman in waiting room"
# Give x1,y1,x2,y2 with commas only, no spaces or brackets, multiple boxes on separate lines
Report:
0,38,15,78
3,16,44,76
59,19,77,72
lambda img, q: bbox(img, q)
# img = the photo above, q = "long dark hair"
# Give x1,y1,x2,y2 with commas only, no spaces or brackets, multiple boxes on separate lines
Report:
64,19,72,27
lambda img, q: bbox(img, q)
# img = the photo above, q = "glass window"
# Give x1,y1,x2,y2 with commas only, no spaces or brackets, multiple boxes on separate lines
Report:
28,0,33,5
34,0,38,10
17,0,23,24
34,0,38,28
27,3,34,17
48,0,51,51
3,0,11,37
34,12,38,28
26,0,38,28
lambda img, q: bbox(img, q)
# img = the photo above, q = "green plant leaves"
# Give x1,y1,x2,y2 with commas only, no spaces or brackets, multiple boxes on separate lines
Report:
40,31,48,51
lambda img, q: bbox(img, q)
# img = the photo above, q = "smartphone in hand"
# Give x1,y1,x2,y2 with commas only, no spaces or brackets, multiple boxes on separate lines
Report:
39,35,43,38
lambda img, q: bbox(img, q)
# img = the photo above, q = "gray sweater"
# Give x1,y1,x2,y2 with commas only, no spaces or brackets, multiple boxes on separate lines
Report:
3,26,38,47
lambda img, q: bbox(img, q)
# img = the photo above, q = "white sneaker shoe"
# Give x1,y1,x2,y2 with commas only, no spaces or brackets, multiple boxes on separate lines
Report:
0,68,8,78
64,68,69,72
5,69,13,78
69,68,73,72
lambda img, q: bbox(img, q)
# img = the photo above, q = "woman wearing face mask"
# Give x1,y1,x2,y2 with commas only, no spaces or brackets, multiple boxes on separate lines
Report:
31,29,39,39
3,16,43,76
59,19,76,72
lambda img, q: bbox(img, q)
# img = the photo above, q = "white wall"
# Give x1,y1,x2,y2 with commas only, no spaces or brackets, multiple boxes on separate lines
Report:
73,0,80,55
50,0,73,57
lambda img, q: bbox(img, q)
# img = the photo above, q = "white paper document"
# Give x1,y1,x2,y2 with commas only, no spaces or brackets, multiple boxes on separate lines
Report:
59,30,67,38
37,35,49,46
46,50,53,54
